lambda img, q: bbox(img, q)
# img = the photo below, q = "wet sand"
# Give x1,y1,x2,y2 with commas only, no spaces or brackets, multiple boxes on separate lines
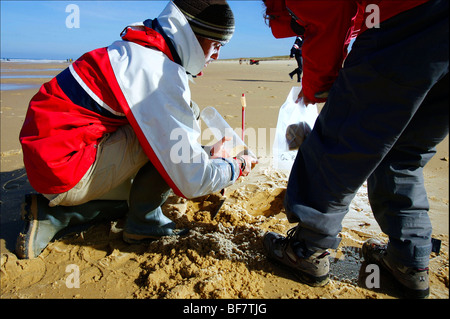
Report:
0,60,448,299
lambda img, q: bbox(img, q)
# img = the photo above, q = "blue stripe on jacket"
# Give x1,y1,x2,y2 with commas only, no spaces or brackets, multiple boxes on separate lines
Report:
56,68,125,120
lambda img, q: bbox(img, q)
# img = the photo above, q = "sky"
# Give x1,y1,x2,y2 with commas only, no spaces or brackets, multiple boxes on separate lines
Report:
0,0,296,60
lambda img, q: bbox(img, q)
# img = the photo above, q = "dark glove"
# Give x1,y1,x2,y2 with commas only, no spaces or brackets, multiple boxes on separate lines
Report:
286,122,312,150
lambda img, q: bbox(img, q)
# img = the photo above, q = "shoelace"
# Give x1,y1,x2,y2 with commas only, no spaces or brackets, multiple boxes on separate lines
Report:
279,226,299,248
279,226,330,260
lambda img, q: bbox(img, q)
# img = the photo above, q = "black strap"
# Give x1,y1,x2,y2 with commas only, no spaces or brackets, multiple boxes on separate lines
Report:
143,18,182,66
431,237,441,254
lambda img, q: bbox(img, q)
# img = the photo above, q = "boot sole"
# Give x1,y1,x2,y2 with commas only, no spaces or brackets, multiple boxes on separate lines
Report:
122,231,160,244
267,255,330,287
123,228,190,244
15,194,39,259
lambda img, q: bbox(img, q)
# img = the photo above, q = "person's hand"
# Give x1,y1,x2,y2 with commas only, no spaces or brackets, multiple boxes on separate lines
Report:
295,89,314,106
209,136,232,158
296,89,329,105
235,155,258,177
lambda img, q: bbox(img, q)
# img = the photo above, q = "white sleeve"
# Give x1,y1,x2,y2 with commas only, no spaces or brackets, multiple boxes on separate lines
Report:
108,41,239,198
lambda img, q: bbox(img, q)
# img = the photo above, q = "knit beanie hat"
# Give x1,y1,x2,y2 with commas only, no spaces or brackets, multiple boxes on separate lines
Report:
172,0,235,44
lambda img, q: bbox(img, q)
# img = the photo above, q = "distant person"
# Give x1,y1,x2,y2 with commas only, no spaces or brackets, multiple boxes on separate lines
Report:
288,36,303,82
17,0,257,259
262,0,448,298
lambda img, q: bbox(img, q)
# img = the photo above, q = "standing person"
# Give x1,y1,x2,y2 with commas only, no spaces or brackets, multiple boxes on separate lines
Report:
262,0,448,298
17,0,257,259
288,36,303,82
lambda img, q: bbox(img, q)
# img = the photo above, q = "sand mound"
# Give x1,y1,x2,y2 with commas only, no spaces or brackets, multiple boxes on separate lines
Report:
1,159,448,299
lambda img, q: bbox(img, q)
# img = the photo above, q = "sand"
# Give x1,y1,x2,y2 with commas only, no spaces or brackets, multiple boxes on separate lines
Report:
0,60,448,300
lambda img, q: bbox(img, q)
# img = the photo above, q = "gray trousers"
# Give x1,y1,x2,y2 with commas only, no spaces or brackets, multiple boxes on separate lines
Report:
285,0,449,268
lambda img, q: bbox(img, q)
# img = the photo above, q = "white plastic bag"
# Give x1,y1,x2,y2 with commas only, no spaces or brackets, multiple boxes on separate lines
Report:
272,86,318,170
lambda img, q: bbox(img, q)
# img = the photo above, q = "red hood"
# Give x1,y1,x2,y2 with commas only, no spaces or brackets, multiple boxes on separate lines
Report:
121,26,177,62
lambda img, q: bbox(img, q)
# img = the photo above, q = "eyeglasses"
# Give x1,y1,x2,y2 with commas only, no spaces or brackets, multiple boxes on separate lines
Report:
212,40,226,49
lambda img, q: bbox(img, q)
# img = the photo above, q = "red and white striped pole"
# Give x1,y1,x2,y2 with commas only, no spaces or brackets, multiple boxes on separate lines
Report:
241,93,246,141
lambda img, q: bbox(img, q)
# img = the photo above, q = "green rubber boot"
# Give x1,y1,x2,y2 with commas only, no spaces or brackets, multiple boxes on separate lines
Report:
123,162,186,244
15,194,128,259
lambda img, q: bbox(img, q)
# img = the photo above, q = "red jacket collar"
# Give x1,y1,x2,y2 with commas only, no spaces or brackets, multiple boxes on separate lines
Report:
120,25,176,62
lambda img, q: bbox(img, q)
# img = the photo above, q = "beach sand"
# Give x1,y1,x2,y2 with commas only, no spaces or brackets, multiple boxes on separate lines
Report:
0,60,448,299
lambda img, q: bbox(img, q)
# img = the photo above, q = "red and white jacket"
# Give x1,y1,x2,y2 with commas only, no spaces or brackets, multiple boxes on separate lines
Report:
264,0,430,103
19,2,239,198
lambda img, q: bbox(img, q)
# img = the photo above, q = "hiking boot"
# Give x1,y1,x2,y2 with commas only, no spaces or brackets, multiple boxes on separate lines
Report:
362,238,430,298
263,227,330,287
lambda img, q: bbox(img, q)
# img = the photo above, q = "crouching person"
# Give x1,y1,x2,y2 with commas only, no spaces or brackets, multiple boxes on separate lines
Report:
17,0,257,259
